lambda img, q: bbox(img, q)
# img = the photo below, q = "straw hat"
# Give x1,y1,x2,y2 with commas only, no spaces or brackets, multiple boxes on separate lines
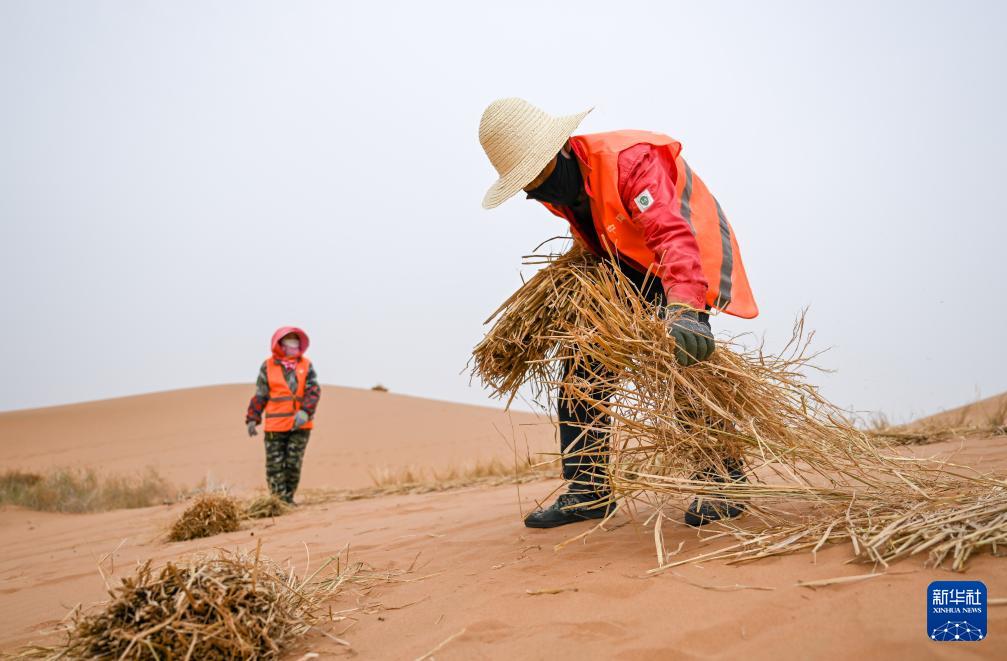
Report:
479,98,592,209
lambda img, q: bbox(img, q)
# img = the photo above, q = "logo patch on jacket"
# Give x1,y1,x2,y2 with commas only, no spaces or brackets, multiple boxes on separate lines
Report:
634,189,654,213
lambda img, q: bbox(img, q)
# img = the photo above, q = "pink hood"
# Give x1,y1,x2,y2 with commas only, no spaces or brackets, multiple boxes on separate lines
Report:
271,326,310,359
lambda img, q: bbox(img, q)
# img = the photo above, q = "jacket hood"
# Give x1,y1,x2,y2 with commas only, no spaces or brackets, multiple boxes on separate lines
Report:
271,326,310,359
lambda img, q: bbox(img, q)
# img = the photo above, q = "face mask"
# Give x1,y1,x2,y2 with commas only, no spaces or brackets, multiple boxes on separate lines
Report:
525,152,584,207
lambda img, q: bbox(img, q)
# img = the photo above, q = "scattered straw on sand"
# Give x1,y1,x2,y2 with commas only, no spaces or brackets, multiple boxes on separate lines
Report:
167,493,241,542
367,457,548,491
245,494,291,519
472,246,1007,571
293,461,553,506
23,545,392,660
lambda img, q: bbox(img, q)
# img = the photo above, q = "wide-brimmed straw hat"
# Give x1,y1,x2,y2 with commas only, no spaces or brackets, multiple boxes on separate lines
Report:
479,98,592,209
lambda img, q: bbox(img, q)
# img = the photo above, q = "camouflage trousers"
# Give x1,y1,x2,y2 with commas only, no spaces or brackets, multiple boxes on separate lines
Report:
263,430,310,503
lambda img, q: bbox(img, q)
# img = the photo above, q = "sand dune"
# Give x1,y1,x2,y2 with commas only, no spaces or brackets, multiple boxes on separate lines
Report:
912,391,1007,430
1,388,1006,658
0,385,555,491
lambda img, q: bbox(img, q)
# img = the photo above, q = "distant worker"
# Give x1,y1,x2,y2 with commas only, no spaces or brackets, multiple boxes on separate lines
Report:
245,326,321,505
478,98,758,529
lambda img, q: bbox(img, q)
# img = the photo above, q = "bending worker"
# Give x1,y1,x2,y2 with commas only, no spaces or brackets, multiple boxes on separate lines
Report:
245,326,321,505
478,98,758,529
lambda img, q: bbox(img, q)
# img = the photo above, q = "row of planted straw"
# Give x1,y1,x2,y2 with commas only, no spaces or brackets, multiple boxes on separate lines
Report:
472,245,1006,571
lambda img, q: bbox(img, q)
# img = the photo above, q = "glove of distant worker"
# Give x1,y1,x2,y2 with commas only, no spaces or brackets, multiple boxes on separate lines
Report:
246,421,259,437
665,306,715,367
293,410,310,430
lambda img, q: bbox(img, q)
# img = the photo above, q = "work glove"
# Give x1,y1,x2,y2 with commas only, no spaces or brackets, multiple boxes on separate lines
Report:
246,421,258,437
293,410,310,430
665,306,715,367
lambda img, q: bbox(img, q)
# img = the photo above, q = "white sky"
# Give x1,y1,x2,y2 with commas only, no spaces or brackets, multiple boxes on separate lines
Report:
1,1,1005,423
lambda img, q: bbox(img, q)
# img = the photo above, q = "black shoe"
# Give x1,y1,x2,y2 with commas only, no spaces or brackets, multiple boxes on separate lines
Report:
524,492,615,529
684,497,744,527
684,458,747,527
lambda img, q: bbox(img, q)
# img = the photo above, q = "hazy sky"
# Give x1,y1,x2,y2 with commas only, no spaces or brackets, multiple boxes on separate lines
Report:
2,1,1005,422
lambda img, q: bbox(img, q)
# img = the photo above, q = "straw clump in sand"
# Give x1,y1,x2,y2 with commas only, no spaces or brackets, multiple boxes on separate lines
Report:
168,492,241,542
472,245,1007,571
244,494,291,519
26,547,378,660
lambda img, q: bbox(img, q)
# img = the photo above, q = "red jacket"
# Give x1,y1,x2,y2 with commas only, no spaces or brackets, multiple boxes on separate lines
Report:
541,132,756,318
612,142,706,309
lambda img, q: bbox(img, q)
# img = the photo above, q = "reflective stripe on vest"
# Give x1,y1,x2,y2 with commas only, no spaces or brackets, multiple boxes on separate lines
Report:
713,199,734,309
263,357,314,432
544,131,758,319
679,160,696,233
678,158,734,309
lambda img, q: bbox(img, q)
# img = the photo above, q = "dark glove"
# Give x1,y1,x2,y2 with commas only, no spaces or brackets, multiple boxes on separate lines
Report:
293,410,310,430
247,421,259,437
665,307,715,367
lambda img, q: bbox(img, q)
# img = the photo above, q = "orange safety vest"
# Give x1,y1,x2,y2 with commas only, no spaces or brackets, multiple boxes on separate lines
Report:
263,357,314,432
543,131,758,319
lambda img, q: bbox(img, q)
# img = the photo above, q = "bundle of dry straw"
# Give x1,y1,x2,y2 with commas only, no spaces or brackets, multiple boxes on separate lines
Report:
167,493,241,542
472,246,1007,571
245,494,291,519
473,246,601,406
27,547,373,660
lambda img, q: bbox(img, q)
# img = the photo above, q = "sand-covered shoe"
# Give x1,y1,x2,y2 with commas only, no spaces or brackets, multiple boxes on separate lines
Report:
684,497,745,527
684,458,747,527
524,492,614,528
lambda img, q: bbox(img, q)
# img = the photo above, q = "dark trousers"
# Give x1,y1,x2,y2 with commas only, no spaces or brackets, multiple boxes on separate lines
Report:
557,263,667,493
264,430,310,502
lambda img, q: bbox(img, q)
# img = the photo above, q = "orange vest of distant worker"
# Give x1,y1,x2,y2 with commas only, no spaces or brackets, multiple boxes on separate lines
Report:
263,358,314,432
543,131,758,319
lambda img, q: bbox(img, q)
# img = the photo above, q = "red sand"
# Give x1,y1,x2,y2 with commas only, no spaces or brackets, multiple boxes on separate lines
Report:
1,386,1006,659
